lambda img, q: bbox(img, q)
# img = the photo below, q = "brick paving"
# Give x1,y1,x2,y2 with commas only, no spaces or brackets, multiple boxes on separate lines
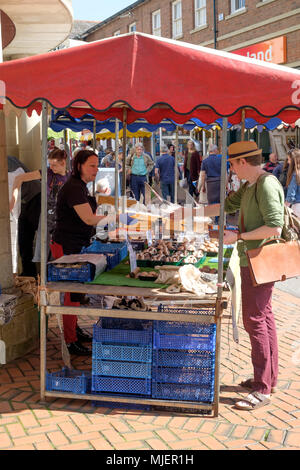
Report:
0,288,300,451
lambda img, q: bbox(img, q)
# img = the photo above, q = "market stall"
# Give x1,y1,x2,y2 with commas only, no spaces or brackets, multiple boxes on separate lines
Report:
1,32,300,416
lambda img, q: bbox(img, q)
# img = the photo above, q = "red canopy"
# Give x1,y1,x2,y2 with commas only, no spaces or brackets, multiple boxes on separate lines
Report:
1,32,300,123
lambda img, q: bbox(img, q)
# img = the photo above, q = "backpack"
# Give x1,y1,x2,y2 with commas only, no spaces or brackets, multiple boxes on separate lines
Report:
255,174,300,242
281,205,300,241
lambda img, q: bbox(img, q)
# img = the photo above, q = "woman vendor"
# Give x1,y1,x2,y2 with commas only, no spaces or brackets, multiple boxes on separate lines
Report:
51,150,115,356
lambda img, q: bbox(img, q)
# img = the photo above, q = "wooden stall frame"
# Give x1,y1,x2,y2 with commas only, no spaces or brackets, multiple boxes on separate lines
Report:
40,282,227,416
39,104,229,417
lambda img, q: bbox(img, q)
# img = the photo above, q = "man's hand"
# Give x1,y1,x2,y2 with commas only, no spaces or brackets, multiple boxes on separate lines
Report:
223,230,238,245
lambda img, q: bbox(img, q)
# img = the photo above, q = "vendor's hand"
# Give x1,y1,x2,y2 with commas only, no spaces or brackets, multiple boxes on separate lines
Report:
223,230,238,245
97,213,116,227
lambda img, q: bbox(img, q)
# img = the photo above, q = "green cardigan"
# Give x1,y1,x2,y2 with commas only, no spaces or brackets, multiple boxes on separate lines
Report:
224,174,284,267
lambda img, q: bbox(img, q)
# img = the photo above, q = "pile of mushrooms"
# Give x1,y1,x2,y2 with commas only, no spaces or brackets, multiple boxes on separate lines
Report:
136,240,205,264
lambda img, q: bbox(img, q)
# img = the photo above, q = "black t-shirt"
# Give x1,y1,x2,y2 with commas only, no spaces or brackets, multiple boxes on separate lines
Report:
53,176,97,254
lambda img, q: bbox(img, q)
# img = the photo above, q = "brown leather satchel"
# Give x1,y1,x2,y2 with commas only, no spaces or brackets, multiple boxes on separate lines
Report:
246,239,300,286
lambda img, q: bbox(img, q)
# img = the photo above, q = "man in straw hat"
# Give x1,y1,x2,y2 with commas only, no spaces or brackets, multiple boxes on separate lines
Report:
204,141,285,410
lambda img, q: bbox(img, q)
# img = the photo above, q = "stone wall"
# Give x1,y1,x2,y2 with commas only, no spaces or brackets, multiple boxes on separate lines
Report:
0,293,39,364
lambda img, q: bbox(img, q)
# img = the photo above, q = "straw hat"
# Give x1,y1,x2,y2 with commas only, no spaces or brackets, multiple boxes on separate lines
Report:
228,141,262,161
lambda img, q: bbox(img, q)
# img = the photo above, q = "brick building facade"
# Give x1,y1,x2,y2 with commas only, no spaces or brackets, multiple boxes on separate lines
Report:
79,0,300,69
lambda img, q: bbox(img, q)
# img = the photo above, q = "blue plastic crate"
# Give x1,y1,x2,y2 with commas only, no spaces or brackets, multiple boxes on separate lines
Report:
153,322,216,352
152,367,214,386
46,368,91,394
93,324,152,346
92,359,152,379
101,318,152,331
47,263,95,282
158,305,215,316
154,321,216,336
92,376,151,395
153,349,214,369
153,332,216,352
152,382,214,404
82,241,128,263
105,252,120,271
93,342,152,363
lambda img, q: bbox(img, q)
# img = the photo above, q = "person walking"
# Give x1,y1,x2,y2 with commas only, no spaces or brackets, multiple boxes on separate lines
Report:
183,140,202,198
273,153,291,196
126,143,154,202
155,144,176,203
285,148,300,218
199,144,223,205
263,152,279,173
101,151,116,168
204,141,284,410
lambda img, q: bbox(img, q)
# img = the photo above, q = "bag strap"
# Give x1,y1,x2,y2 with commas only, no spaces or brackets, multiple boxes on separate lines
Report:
259,238,286,248
254,173,281,205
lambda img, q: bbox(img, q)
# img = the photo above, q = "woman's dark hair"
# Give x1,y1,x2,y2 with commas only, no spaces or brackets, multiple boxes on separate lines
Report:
48,148,67,162
72,150,97,179
287,148,300,186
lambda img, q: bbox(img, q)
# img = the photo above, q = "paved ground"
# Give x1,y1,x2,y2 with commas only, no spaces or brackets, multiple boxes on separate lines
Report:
275,277,300,299
0,288,300,451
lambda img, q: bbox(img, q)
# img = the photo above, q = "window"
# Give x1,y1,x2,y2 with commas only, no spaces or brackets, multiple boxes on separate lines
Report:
114,30,121,36
152,9,161,36
172,0,182,39
195,0,206,28
231,0,245,13
129,22,137,32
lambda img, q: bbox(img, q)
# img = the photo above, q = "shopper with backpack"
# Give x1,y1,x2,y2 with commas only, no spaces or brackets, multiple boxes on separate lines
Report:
285,148,300,218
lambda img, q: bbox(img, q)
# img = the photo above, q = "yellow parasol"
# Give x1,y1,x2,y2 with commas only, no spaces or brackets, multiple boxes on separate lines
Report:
96,129,152,140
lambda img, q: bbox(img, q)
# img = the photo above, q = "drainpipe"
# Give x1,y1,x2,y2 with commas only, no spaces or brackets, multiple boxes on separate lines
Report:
213,0,218,50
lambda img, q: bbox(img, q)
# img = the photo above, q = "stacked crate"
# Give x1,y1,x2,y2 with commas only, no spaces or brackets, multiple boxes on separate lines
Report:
46,368,92,395
92,319,153,398
152,311,216,404
81,241,128,271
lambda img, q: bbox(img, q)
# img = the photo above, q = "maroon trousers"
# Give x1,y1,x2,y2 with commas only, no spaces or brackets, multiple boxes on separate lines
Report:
240,266,279,395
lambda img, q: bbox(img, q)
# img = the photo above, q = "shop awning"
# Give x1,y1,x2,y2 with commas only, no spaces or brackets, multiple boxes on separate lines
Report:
0,32,300,124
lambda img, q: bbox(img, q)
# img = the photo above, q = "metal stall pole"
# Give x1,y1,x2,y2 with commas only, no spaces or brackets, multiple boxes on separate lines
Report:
40,101,49,401
121,108,128,214
214,117,228,417
63,128,71,172
92,119,97,196
202,130,206,156
115,119,120,216
159,127,163,153
241,109,246,141
174,126,179,205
